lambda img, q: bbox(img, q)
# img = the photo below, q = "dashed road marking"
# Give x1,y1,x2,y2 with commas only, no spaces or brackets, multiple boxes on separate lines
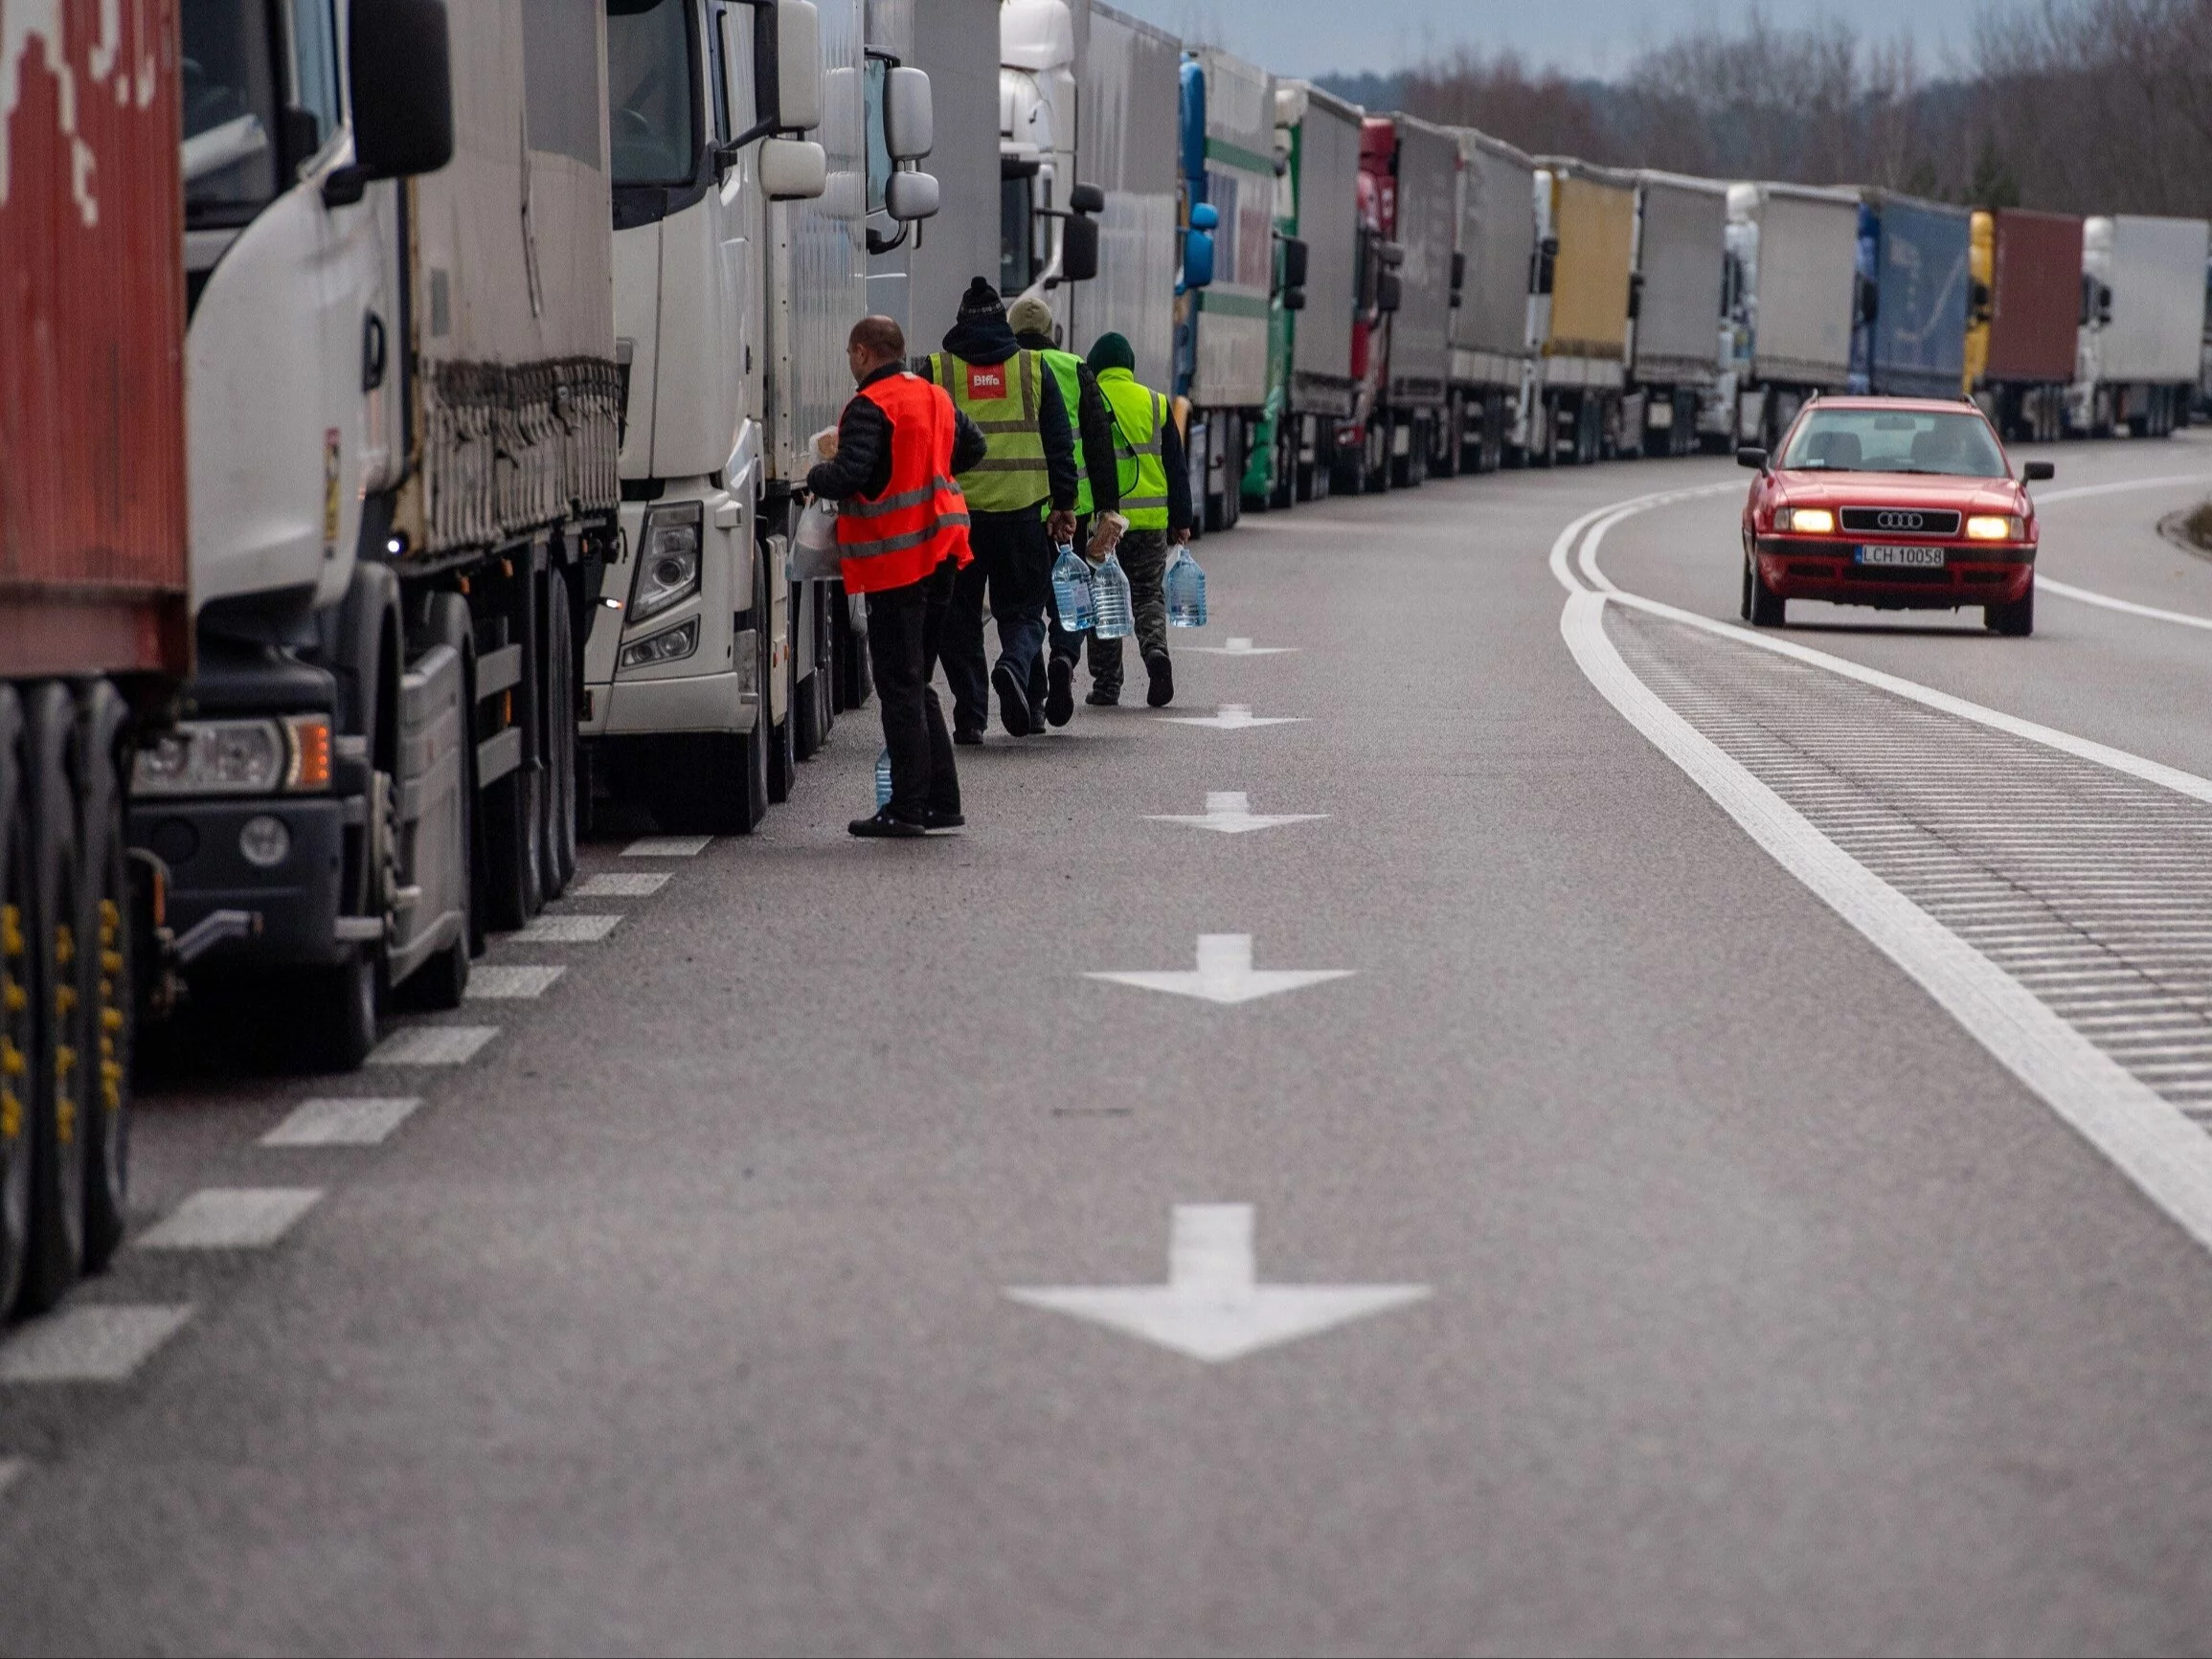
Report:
261,1096,422,1148
1157,705,1305,730
466,965,567,999
139,1188,323,1250
1186,638,1298,656
368,1025,499,1066
0,1306,193,1382
514,914,621,944
622,836,711,857
573,872,670,897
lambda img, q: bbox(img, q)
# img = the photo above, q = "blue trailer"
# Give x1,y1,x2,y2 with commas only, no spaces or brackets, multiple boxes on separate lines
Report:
1850,194,1974,398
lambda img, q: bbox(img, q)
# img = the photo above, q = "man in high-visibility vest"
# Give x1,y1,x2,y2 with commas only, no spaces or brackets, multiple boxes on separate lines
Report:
1076,331,1194,708
915,279,1079,741
807,316,985,837
1008,294,1123,729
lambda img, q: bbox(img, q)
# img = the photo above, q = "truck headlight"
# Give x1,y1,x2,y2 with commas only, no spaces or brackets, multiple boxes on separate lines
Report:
618,618,700,671
1965,514,2025,541
1773,507,1835,534
630,503,704,623
135,717,337,797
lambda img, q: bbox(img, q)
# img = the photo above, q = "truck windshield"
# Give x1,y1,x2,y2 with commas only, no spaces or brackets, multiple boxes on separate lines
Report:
1780,410,2009,479
180,0,281,226
607,0,699,187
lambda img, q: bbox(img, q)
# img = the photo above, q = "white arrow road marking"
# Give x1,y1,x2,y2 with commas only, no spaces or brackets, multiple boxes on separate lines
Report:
261,1096,421,1148
0,1306,193,1383
1158,704,1306,730
1146,792,1327,835
139,1188,323,1250
1186,637,1298,656
1007,1203,1431,1363
1086,934,1353,1004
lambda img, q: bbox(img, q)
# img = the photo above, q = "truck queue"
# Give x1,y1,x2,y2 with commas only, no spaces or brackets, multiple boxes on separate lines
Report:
4,0,2211,1323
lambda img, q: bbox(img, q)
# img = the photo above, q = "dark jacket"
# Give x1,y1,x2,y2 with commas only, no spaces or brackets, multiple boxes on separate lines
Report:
1014,329,1121,516
1159,409,1195,537
914,313,1079,514
806,363,986,503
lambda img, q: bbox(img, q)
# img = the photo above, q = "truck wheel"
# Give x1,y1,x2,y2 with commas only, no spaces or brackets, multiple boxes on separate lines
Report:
481,603,543,933
795,670,826,764
541,576,578,897
294,949,378,1073
768,639,797,808
1986,587,2035,638
0,688,32,1315
17,684,88,1314
74,685,132,1273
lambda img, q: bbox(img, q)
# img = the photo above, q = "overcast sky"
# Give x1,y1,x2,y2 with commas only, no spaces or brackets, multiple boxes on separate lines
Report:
1104,0,2020,80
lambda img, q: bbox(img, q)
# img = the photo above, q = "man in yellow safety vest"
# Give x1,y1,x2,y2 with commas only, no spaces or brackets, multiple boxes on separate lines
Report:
1076,331,1194,709
915,279,1079,740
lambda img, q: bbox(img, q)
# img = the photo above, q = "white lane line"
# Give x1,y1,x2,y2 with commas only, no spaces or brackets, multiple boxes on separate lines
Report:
0,1458,23,1497
1156,705,1306,730
1185,638,1298,656
2035,473,2212,505
573,872,669,897
368,1025,498,1066
139,1188,323,1250
513,914,621,944
1553,492,2212,1258
0,1306,193,1382
2039,576,2212,633
1145,792,1327,835
261,1096,422,1148
466,965,567,999
1086,934,1354,1005
622,836,710,857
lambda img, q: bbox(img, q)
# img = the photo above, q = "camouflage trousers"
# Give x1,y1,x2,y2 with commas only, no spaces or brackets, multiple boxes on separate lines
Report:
1048,527,1171,698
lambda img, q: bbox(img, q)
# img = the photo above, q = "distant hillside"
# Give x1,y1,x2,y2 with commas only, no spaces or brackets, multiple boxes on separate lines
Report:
1311,72,1404,111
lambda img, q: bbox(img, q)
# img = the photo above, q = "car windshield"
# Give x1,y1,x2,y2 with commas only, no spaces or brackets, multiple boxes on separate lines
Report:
607,0,698,188
180,0,280,226
1780,409,2009,479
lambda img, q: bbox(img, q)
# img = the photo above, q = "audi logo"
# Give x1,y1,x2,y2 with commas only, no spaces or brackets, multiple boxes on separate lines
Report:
1876,510,1927,531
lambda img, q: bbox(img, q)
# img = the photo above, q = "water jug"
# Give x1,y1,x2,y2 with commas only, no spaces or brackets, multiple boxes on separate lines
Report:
1050,543,1095,633
875,747,893,809
1164,544,1208,627
1092,549,1135,640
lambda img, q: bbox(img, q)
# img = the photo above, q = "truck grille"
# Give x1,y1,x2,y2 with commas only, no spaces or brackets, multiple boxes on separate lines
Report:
1840,507,1962,537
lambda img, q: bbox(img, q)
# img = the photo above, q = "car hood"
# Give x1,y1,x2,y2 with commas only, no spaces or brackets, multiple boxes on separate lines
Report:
1772,470,2029,514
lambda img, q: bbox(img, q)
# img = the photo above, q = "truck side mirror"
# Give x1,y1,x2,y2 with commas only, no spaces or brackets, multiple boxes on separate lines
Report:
1070,182,1106,215
760,137,826,200
1283,285,1306,312
327,0,452,207
1060,213,1099,282
1450,250,1466,291
1857,276,1879,325
1628,271,1644,320
1183,229,1214,289
885,65,933,160
757,0,823,133
886,168,938,222
1377,270,1403,314
1280,235,1309,290
1189,202,1219,232
1380,240,1406,268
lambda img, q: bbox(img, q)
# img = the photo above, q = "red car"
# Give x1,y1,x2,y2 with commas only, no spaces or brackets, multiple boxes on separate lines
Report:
1739,396,2054,635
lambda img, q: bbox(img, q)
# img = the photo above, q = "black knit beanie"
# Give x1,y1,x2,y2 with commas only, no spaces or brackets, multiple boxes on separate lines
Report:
958,278,1004,319
1086,331,1136,374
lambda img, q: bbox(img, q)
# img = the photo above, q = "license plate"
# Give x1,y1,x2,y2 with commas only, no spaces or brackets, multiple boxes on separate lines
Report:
1856,544,1947,568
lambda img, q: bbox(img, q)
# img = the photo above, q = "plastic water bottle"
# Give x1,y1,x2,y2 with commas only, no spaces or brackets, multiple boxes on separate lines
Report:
1092,549,1135,640
1164,544,1208,628
875,747,893,809
1050,543,1095,633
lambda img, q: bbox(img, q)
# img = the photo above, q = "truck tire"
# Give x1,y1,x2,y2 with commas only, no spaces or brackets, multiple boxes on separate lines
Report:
541,575,578,898
17,683,88,1314
768,626,797,807
74,684,132,1273
794,668,826,764
0,687,33,1315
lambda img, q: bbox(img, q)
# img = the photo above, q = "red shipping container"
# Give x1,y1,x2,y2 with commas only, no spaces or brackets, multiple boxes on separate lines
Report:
1988,209,2086,387
1,0,190,678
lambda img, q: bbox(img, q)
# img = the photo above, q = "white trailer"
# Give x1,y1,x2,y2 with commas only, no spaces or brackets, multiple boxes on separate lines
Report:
2074,213,2212,438
1629,170,1728,458
1069,2,1182,391
1275,81,1363,503
883,0,1000,348
1717,181,1860,450
1446,125,1537,475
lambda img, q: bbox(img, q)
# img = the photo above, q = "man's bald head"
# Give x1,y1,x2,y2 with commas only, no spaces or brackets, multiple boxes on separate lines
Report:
848,315,906,367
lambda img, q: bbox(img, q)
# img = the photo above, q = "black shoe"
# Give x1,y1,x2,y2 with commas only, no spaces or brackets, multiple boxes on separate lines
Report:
1086,688,1119,707
954,726,985,747
848,809,926,839
1045,657,1075,727
992,662,1033,736
1145,653,1174,708
922,808,966,834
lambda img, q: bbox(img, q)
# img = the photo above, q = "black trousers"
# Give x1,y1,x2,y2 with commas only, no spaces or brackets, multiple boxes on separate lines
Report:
867,557,960,822
945,507,1053,733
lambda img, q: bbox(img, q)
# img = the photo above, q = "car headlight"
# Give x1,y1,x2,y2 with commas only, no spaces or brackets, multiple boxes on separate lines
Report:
1773,507,1835,534
629,503,704,624
618,618,700,671
1965,514,2025,541
132,715,332,797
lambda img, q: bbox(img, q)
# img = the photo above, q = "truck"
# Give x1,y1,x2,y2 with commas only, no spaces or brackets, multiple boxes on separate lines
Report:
1525,161,1636,466
997,0,1108,341
3,0,191,1315
2073,213,2211,438
582,0,934,836
1850,192,1973,400
1268,80,1364,504
1715,182,1861,451
1965,209,2084,443
1069,3,1182,393
1445,125,1538,477
1176,44,1277,530
1357,114,1458,487
1626,171,1727,459
131,0,636,1073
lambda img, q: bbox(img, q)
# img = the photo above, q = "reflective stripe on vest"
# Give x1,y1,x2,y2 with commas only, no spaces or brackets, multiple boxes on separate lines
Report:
834,373,974,594
1097,368,1171,529
932,349,1050,511
1037,348,1094,517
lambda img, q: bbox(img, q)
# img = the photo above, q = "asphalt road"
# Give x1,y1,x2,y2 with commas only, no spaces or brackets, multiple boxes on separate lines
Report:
7,436,2212,1654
